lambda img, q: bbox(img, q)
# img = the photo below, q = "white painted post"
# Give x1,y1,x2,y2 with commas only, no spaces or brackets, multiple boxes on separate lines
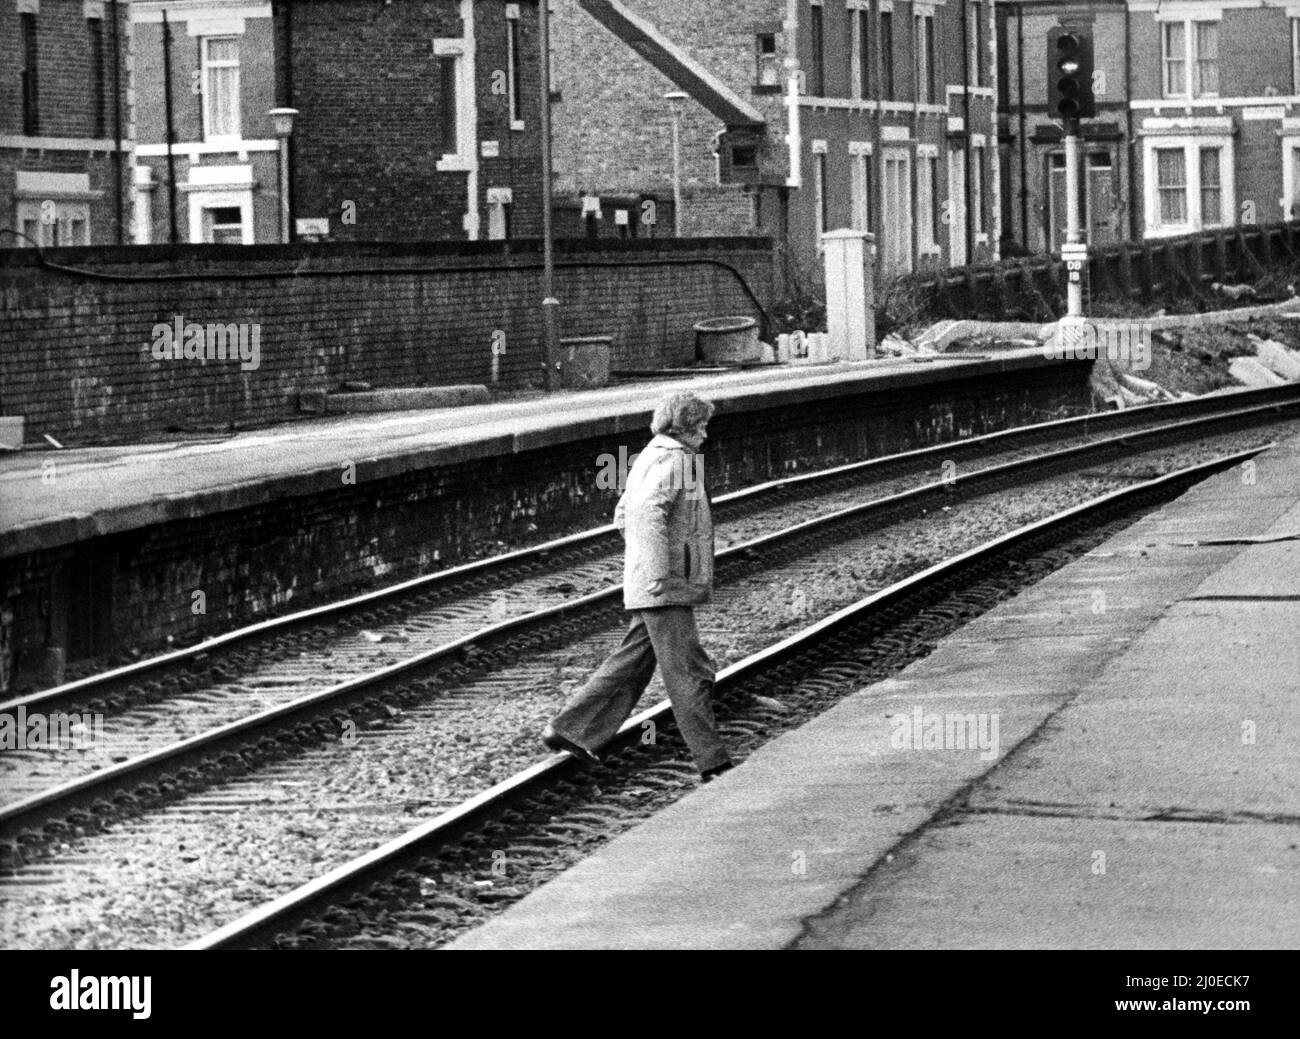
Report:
821,228,876,361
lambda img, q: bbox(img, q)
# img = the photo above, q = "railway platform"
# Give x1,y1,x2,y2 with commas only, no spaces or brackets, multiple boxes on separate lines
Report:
1,350,1052,556
447,430,1300,950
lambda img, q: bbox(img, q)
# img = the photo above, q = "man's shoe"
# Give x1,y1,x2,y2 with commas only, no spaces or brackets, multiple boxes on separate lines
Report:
541,725,602,767
700,761,734,782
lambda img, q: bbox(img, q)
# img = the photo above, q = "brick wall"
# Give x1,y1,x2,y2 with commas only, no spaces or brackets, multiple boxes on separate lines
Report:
0,358,1092,689
0,0,133,246
280,0,545,242
0,236,775,442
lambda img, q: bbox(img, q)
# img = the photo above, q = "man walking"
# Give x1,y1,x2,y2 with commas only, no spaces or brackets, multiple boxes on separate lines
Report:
542,391,734,781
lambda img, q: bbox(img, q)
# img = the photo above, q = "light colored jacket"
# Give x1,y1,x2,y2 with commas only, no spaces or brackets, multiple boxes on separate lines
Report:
614,434,714,609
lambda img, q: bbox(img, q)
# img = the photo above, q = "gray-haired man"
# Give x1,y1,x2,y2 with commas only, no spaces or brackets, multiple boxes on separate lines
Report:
542,391,734,781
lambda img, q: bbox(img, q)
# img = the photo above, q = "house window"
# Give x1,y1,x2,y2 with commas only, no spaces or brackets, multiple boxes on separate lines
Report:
1162,23,1185,97
201,37,240,140
203,206,244,244
915,13,936,104
857,11,871,99
436,54,459,155
814,150,828,242
1199,147,1223,226
756,33,780,87
810,2,826,96
925,155,941,247
917,154,936,250
1293,19,1300,95
969,3,984,86
850,10,864,101
88,17,106,138
15,200,91,247
971,145,985,235
1193,22,1219,97
732,145,757,169
850,148,872,232
506,8,524,129
1156,147,1187,225
1162,19,1219,98
21,12,39,135
880,11,894,101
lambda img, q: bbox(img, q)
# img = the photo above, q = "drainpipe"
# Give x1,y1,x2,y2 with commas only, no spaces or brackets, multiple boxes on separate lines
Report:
109,0,123,243
1017,2,1028,248
961,0,972,264
988,0,1001,259
162,8,178,245
1124,2,1137,241
870,0,882,279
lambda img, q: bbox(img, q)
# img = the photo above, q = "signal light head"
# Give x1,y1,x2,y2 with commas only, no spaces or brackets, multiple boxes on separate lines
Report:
1058,57,1080,75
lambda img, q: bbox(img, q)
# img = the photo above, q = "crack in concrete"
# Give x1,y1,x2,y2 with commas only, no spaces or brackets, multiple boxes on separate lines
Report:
960,799,1300,827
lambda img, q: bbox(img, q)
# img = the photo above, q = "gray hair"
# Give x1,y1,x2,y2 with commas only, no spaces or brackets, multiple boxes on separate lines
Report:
651,391,715,438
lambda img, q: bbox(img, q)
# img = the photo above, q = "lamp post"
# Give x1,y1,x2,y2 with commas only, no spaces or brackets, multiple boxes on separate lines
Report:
665,91,687,236
268,107,298,244
540,0,559,390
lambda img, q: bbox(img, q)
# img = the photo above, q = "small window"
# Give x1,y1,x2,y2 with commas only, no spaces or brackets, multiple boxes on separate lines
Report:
202,37,241,140
756,33,780,86
21,12,39,135
732,145,757,169
88,17,106,138
204,206,244,244
1156,147,1188,225
1199,147,1222,225
880,12,895,101
436,54,459,155
507,14,524,127
809,3,825,96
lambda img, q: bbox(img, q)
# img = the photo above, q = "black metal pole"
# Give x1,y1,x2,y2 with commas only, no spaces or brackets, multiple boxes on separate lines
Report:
539,0,559,390
162,9,179,245
109,0,124,243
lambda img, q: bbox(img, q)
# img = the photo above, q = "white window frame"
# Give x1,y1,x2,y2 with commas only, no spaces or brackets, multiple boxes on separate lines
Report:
505,4,524,131
914,11,936,105
916,144,940,254
971,138,986,241
812,138,828,249
434,38,476,171
1283,136,1300,221
849,140,872,232
187,189,253,245
1159,15,1221,100
881,146,913,274
200,35,241,142
14,198,91,247
1142,134,1235,238
1292,18,1300,95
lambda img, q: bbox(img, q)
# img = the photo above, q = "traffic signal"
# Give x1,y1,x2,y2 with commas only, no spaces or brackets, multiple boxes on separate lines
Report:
1047,25,1095,121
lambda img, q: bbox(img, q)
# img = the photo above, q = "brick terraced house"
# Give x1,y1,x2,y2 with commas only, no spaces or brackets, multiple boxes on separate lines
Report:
272,0,545,241
131,0,281,244
552,0,1001,278
998,0,1300,255
2,0,133,247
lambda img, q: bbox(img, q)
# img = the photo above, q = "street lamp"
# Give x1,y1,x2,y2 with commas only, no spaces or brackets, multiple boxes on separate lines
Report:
268,107,298,244
665,91,687,236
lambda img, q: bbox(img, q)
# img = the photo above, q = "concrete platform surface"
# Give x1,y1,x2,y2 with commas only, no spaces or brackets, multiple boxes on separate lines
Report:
447,431,1300,950
0,350,1048,558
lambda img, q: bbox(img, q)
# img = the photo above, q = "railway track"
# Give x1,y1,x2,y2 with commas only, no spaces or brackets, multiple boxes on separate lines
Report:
2,395,1289,847
0,402,1294,949
2,391,1295,850
183,443,1267,950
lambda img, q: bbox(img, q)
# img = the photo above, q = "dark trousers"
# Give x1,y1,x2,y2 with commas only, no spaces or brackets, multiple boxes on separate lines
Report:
550,607,731,772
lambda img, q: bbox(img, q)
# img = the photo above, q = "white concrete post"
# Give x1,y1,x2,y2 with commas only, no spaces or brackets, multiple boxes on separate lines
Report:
821,228,876,361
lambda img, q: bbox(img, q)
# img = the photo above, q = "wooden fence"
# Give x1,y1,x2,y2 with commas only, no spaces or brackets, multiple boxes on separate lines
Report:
893,220,1300,326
